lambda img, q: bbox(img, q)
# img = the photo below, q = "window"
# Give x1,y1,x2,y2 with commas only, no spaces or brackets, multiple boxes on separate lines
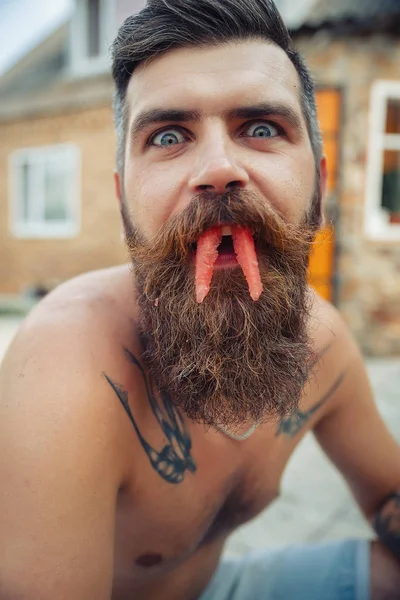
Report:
9,144,81,239
69,0,116,76
365,81,400,240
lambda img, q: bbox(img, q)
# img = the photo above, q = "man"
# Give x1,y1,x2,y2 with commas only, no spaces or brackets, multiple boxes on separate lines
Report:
0,0,399,598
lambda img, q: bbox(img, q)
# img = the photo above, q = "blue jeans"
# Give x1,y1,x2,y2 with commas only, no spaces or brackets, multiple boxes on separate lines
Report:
200,540,370,600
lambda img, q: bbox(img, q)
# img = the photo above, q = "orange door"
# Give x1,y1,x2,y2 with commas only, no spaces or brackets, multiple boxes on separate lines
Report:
307,89,341,302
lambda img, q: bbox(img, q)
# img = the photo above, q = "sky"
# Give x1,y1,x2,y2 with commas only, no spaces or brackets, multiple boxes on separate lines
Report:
0,0,72,75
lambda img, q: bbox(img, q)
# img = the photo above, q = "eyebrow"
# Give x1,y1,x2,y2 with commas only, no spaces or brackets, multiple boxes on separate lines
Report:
226,103,303,133
130,109,201,141
130,102,304,141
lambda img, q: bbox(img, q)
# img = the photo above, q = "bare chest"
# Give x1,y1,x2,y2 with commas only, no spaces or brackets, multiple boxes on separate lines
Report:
113,424,293,580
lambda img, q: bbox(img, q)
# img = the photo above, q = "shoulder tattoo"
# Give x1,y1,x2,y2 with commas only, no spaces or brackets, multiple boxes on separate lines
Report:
277,370,347,438
103,348,196,484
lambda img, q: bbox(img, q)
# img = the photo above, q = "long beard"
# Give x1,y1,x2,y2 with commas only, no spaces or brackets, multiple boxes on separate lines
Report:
124,190,320,430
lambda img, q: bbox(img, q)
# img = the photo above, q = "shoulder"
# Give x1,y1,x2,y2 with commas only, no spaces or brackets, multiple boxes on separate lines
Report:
301,289,365,420
0,265,141,487
308,289,359,365
4,264,137,356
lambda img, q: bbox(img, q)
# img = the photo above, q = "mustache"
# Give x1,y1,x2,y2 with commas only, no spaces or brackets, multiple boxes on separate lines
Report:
126,189,317,264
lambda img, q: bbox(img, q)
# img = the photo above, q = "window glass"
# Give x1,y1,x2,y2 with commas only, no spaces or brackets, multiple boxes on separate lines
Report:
11,145,79,238
381,150,400,223
20,160,31,223
365,83,400,239
44,158,68,222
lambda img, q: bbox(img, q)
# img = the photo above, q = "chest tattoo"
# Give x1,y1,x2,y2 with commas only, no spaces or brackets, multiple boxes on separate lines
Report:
104,348,196,484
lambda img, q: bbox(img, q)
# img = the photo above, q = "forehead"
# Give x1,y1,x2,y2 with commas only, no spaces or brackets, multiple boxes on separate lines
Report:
126,40,304,121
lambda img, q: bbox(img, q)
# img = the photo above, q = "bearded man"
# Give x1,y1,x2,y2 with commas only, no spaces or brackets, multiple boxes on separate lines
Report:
0,1,399,599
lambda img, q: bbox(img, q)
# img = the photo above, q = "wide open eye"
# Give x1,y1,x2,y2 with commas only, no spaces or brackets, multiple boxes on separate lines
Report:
150,128,186,147
244,121,280,139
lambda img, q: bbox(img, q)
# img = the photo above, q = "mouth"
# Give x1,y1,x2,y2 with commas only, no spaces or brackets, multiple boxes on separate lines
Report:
190,232,236,269
193,224,263,303
190,225,257,268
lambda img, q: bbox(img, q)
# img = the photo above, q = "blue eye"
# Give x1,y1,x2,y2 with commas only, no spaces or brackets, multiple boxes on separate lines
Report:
150,129,186,147
246,122,279,139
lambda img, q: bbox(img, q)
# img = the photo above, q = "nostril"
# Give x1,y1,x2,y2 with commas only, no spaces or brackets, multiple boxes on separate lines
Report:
226,180,243,190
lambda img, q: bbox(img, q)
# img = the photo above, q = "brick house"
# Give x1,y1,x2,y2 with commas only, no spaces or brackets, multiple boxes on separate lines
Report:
290,0,400,355
0,0,399,355
0,1,146,295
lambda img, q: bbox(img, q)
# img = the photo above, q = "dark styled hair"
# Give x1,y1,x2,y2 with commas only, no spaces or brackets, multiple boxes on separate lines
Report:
111,0,323,173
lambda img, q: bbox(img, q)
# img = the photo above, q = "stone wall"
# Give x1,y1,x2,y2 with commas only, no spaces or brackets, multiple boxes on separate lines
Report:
0,105,127,294
296,32,400,355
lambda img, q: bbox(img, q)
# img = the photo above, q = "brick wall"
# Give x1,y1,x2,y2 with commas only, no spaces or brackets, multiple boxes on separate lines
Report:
296,33,400,355
0,104,127,294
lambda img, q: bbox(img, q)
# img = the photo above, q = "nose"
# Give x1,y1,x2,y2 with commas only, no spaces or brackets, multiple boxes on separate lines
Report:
188,138,250,195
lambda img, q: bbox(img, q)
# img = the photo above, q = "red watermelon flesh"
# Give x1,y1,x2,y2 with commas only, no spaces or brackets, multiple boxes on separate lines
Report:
195,226,222,304
231,226,263,301
195,225,263,303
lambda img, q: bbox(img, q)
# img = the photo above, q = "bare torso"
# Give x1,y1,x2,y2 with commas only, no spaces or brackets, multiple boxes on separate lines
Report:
112,375,299,600
21,265,346,600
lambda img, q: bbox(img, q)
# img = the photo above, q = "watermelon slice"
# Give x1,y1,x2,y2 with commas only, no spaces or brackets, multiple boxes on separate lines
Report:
194,225,263,303
195,226,222,304
231,226,263,301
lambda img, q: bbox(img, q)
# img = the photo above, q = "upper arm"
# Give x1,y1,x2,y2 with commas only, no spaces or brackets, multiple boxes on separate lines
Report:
313,304,400,518
0,316,121,599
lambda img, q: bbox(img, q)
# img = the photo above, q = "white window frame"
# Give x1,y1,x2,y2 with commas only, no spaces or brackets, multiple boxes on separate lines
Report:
365,80,400,241
9,144,81,240
68,0,116,77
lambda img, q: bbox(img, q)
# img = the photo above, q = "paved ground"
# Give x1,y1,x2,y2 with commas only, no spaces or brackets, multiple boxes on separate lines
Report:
1,316,399,557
